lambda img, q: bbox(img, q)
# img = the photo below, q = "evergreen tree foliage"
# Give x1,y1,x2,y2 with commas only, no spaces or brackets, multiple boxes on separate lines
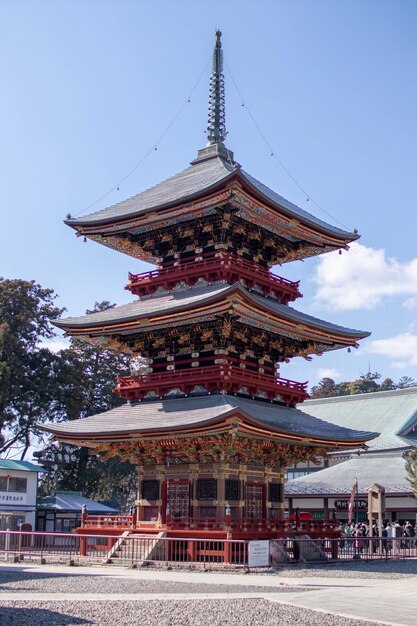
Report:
405,448,417,498
0,278,64,456
397,376,417,389
310,371,416,398
44,301,139,510
379,377,397,391
310,377,337,398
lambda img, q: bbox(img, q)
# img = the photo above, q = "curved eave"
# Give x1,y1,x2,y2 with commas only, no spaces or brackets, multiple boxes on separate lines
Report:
245,290,370,342
41,409,377,449
236,415,377,448
65,163,356,245
236,170,358,243
53,284,232,332
41,410,234,441
53,283,370,346
64,168,237,231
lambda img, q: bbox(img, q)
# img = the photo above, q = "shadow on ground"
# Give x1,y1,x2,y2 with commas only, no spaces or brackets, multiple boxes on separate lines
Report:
0,606,91,624
0,567,102,592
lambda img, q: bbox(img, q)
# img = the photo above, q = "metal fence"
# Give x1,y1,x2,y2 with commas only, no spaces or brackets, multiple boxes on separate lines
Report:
0,531,416,568
0,531,247,568
269,536,417,565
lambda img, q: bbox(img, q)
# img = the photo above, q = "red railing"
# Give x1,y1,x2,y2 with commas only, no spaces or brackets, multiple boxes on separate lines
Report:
117,362,308,406
126,250,301,303
168,516,338,534
81,514,135,529
78,513,336,536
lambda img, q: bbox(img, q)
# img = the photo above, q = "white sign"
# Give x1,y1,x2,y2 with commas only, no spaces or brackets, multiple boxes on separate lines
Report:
248,540,269,567
0,492,27,505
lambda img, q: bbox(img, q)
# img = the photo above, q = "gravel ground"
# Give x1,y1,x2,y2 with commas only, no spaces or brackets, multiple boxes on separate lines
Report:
1,561,416,626
0,571,310,594
0,599,384,626
258,558,417,579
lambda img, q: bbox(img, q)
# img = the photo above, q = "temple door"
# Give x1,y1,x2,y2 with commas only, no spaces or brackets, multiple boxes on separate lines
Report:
245,483,265,520
167,481,190,519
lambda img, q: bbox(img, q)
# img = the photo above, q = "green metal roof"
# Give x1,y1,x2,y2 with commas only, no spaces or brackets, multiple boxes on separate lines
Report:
301,386,417,451
0,459,47,473
286,454,412,495
37,491,117,513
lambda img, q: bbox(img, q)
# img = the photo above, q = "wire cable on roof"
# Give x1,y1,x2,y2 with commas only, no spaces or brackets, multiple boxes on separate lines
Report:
224,60,350,232
73,60,211,218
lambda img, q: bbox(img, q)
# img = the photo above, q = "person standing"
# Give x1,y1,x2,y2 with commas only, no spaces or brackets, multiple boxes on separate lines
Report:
392,520,402,556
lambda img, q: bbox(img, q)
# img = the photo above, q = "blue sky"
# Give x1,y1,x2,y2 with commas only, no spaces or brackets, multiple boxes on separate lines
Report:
1,0,417,389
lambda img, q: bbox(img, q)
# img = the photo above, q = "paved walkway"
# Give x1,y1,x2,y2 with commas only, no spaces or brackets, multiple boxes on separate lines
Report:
0,563,416,626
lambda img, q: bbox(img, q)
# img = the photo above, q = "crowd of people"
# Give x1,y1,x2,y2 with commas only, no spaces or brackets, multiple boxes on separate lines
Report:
338,520,417,553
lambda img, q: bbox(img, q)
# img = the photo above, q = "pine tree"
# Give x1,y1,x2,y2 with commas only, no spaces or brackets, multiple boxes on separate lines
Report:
39,301,143,510
405,448,417,498
0,278,64,456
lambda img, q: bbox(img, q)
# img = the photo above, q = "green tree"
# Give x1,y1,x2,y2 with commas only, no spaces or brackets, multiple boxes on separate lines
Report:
380,377,397,391
41,301,141,510
397,376,417,389
335,381,351,396
347,377,379,395
0,278,63,456
310,371,416,399
405,448,417,498
310,377,337,398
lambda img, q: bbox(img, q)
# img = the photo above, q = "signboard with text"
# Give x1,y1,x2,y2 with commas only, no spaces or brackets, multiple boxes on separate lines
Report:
0,492,27,505
334,499,367,511
248,540,269,567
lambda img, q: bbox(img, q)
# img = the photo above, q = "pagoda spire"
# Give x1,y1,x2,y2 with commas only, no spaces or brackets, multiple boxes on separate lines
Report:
206,30,227,145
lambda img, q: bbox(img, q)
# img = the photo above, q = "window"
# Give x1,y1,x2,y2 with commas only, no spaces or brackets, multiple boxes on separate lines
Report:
0,513,25,531
142,480,160,501
197,478,217,500
0,476,27,493
268,483,282,503
9,477,27,493
55,518,75,532
225,479,240,501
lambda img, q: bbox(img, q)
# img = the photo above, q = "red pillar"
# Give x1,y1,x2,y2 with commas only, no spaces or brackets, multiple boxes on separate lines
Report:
79,537,87,557
224,538,231,564
161,480,167,525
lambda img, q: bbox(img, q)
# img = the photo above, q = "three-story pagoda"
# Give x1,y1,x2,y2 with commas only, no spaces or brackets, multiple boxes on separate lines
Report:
43,32,376,537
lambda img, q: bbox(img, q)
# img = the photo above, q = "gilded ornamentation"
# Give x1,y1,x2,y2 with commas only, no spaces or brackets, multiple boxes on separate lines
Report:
221,319,232,338
90,431,331,469
178,333,191,346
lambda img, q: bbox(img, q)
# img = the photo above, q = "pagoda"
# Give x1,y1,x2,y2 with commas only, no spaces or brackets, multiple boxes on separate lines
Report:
43,32,376,539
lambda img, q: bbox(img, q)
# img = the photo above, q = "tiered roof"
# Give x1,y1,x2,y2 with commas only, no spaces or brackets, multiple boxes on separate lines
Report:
44,31,376,453
66,150,356,242
42,393,376,448
55,282,369,352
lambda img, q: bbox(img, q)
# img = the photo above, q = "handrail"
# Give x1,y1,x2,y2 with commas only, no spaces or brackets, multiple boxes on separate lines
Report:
168,516,337,531
82,514,134,528
118,365,307,392
127,250,300,290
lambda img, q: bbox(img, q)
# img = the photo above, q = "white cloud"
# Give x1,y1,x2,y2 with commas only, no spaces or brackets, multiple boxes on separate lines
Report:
41,339,70,353
366,332,417,367
391,361,409,370
313,242,417,311
315,368,341,380
403,297,417,311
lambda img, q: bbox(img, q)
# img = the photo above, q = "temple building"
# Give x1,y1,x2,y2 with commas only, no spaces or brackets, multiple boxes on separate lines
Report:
43,32,376,538
285,387,417,523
